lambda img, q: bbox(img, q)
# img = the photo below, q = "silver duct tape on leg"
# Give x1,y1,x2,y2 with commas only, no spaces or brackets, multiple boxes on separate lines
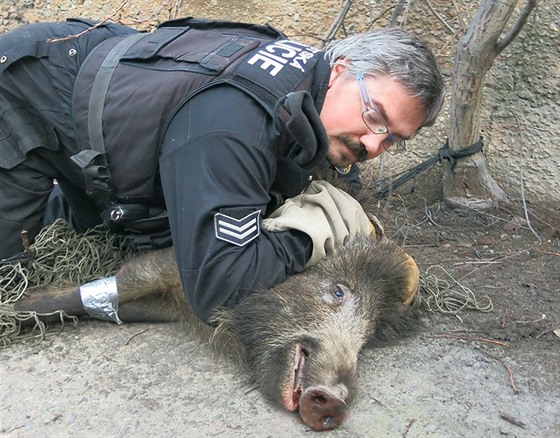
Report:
79,276,123,324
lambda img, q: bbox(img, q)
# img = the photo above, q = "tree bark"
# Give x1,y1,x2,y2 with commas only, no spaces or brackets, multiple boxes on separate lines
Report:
443,0,537,209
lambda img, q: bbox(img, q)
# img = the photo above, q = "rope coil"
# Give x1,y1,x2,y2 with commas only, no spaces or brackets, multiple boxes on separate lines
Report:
416,265,493,314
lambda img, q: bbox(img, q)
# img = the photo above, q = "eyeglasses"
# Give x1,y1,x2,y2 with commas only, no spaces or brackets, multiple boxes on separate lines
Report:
356,73,407,154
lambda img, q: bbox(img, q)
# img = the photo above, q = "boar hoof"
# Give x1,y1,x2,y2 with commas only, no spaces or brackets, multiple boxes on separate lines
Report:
299,386,347,431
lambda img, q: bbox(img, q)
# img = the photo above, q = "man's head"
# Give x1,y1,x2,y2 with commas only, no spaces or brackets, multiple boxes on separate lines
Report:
320,27,445,167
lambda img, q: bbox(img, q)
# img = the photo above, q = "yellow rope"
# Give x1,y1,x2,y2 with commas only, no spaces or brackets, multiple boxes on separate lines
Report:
416,265,493,314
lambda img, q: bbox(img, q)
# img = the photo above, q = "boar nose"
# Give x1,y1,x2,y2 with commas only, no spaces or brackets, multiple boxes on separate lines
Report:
299,386,348,431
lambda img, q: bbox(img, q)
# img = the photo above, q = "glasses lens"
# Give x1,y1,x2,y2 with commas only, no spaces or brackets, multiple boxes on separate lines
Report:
362,109,387,135
357,73,408,155
382,135,407,154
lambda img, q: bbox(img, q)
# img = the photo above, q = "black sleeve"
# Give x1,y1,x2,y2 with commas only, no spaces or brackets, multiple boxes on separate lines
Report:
159,86,312,323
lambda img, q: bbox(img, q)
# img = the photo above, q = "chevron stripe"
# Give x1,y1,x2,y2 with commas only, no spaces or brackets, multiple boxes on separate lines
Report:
217,218,257,233
219,225,258,240
214,210,261,246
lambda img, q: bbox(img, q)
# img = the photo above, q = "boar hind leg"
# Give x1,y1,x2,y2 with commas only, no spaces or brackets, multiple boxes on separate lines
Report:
13,285,85,325
118,295,184,323
115,247,186,322
14,247,185,324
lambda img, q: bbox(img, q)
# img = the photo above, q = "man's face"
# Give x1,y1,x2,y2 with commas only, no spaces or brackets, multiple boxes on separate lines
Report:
320,63,425,168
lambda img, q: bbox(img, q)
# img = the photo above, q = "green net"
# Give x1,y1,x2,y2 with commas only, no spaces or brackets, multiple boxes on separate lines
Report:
0,219,127,347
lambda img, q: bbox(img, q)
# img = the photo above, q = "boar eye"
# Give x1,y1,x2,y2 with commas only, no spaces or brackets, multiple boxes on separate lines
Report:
321,284,352,307
333,285,345,300
332,284,351,306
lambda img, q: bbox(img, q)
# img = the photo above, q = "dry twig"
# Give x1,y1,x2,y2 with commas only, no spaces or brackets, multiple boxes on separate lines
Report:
451,0,465,33
536,249,560,257
499,411,526,428
423,200,443,228
366,5,399,32
476,347,520,394
467,205,528,230
390,0,411,28
47,0,129,43
511,112,541,242
535,327,560,339
501,309,509,328
435,333,509,347
243,385,259,395
402,418,416,437
457,249,528,281
424,0,456,35
125,328,150,345
511,314,546,324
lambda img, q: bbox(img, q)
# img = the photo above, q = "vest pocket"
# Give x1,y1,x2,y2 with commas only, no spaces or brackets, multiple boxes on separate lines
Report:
119,28,260,75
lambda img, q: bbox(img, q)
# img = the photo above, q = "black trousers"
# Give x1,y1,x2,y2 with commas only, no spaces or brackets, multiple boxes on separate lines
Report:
0,20,135,260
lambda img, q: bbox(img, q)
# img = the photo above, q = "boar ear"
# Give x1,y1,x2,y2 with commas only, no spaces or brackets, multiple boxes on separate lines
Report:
400,253,420,305
370,249,422,344
367,303,421,347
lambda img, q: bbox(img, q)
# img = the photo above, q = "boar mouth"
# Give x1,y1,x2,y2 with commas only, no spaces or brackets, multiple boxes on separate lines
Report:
293,344,308,405
283,343,308,411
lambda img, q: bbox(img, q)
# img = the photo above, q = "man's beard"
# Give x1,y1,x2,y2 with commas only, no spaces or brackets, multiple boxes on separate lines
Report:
327,135,368,167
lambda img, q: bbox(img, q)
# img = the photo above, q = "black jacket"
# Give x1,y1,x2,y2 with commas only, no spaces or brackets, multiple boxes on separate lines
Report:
72,18,332,322
158,23,333,322
1,18,333,322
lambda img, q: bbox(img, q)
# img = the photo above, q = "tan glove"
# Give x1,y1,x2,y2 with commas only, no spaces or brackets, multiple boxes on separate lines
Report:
262,180,375,267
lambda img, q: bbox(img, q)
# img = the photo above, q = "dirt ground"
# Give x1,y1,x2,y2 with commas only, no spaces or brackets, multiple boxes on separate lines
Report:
1,204,558,437
1,1,559,437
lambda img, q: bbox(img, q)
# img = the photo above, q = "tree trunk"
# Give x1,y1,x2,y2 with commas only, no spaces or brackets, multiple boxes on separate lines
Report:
443,0,536,209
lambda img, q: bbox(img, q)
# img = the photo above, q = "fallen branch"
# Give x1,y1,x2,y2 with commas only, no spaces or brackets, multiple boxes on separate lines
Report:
320,0,353,47
499,411,526,429
434,333,509,347
47,0,129,43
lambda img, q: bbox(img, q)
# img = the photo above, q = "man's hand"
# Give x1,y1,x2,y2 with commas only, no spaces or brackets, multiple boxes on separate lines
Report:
263,180,420,305
263,180,376,267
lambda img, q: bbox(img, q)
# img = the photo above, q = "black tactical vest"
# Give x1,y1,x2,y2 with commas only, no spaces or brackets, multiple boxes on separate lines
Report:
71,18,325,211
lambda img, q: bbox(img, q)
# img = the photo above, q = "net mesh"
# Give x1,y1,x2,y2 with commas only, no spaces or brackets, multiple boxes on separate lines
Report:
0,220,127,347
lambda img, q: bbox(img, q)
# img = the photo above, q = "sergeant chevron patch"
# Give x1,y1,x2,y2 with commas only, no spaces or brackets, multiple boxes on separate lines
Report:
214,210,261,246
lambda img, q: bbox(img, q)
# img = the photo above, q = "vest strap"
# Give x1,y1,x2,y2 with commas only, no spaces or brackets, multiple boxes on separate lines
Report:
71,33,146,208
88,32,146,154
